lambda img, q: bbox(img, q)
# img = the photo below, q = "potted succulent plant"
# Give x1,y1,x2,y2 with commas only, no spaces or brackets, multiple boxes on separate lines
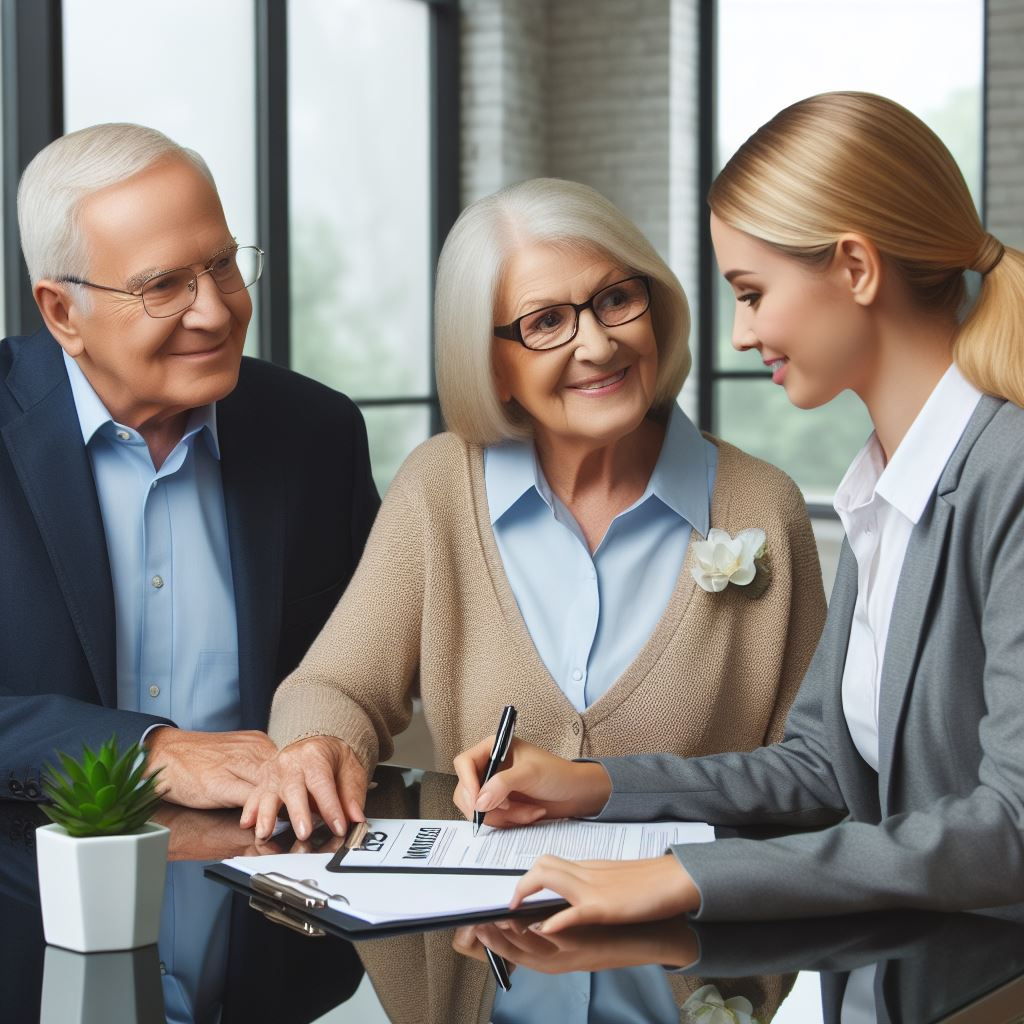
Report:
36,734,169,953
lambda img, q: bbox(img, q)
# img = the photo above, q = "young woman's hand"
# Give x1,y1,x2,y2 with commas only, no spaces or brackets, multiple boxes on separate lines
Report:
452,736,612,826
508,854,702,933
452,916,699,974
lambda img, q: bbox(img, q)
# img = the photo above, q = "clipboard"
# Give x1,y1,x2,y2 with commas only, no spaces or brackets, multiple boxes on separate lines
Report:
203,862,567,941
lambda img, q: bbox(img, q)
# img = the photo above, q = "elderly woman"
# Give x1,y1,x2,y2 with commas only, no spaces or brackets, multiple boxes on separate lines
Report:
243,178,824,1022
243,178,825,844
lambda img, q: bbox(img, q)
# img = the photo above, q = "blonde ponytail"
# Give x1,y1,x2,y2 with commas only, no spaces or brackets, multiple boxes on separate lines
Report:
710,91,1024,408
956,241,1024,407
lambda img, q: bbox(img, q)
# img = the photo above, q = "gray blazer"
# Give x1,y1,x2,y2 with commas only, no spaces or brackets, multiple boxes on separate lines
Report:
596,395,1024,920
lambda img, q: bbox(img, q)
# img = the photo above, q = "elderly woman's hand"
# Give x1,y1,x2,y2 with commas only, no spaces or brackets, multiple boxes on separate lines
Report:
239,735,368,841
452,736,613,826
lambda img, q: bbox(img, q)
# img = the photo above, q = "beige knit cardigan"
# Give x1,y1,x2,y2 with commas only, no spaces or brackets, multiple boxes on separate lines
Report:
269,430,826,776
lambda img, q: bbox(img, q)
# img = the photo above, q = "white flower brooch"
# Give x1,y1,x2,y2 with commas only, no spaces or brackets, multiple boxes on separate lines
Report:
691,528,769,597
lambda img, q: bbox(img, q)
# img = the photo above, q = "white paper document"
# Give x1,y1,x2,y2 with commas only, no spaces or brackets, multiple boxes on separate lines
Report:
337,817,715,874
221,817,714,926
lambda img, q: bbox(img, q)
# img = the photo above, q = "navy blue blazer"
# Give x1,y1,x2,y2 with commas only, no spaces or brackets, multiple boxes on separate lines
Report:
0,329,380,799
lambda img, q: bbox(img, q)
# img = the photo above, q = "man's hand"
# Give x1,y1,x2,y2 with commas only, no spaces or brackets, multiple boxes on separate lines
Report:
508,854,701,933
239,735,368,841
152,805,351,860
452,736,612,826
144,728,277,809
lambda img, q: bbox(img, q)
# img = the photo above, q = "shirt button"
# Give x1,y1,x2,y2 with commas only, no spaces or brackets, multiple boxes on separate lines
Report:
148,685,160,698
116,430,131,441
151,575,165,589
572,669,583,682
151,480,158,490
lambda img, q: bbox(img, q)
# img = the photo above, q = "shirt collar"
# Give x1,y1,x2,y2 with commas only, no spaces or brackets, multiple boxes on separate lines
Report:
62,349,221,459
646,403,711,536
834,362,981,526
485,404,711,536
875,362,980,523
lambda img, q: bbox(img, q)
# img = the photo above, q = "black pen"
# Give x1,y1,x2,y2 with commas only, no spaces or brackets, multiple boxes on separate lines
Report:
473,705,517,837
484,943,511,991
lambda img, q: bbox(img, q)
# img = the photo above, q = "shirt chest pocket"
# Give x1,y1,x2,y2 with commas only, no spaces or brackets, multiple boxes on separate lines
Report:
190,650,241,732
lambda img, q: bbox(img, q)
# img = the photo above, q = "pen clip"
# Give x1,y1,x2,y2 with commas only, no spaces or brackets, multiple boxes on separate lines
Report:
494,706,517,764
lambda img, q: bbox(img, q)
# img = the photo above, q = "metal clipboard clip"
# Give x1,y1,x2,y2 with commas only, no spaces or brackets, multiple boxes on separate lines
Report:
248,872,348,939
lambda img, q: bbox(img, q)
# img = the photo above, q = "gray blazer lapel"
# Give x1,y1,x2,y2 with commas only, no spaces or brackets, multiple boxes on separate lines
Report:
825,542,882,822
877,396,1003,810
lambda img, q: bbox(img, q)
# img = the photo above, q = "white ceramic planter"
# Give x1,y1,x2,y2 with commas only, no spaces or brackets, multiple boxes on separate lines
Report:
36,821,169,953
39,943,165,1023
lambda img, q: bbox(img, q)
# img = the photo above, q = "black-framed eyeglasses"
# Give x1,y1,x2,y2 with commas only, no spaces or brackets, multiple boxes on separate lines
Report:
60,244,265,319
493,275,651,351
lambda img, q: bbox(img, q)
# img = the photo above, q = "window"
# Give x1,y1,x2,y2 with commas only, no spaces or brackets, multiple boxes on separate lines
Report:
710,0,984,507
288,0,433,493
63,0,259,348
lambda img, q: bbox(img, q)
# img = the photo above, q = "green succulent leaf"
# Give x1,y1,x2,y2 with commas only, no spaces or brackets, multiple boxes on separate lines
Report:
79,803,103,822
57,752,88,787
88,759,110,791
94,784,118,812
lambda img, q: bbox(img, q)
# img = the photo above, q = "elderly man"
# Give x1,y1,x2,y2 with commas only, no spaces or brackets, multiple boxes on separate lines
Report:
0,123,379,811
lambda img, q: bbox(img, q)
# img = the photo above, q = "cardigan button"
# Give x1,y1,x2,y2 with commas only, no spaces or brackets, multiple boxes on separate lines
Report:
572,722,580,735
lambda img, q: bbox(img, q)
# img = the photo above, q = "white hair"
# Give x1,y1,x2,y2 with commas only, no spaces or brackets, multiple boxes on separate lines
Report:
435,177,692,445
17,122,215,288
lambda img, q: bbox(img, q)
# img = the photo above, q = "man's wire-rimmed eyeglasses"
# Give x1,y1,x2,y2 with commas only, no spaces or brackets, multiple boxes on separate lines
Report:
60,244,265,319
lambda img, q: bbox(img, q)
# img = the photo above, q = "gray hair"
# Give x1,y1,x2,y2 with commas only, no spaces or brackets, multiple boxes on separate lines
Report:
435,177,691,445
17,122,215,287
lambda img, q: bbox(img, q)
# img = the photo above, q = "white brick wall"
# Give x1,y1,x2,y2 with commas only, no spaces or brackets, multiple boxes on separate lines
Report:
459,0,702,416
460,0,548,205
986,0,1024,250
546,0,673,258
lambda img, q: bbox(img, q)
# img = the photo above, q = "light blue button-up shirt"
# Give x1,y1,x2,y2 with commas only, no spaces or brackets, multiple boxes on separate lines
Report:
63,351,240,732
486,403,717,1024
63,351,238,1024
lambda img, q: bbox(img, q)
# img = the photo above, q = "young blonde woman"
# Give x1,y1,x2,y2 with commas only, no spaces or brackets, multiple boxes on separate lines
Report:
454,91,1024,928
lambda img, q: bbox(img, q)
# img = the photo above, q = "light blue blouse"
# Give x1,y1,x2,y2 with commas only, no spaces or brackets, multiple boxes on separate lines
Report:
485,404,717,1024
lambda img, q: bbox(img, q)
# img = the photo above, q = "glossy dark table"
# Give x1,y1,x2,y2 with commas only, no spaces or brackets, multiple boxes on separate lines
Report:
2,765,1022,1023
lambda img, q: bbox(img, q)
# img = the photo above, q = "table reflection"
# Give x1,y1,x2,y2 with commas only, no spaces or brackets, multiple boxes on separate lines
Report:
3,765,1023,1023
